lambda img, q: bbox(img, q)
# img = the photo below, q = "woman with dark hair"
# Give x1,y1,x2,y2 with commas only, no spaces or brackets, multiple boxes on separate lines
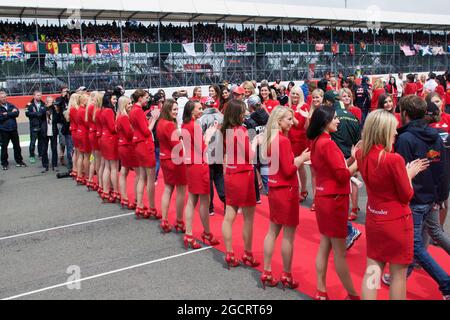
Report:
403,74,417,96
191,86,202,101
286,81,295,96
377,94,401,128
259,84,278,114
156,98,187,233
99,93,119,203
221,99,260,269
386,76,398,107
181,100,220,249
220,86,231,113
307,106,359,300
435,75,447,109
129,89,159,219
209,85,221,109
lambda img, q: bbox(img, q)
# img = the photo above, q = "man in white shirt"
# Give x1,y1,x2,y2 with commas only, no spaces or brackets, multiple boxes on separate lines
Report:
176,89,189,128
396,73,404,98
424,72,438,93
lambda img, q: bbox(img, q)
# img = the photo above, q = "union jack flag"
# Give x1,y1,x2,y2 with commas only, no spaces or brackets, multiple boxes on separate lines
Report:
225,43,235,51
99,43,121,56
236,43,247,52
0,42,23,59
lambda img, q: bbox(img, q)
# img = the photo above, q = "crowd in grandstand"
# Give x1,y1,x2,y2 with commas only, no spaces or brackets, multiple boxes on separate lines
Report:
1,68,449,300
0,21,447,45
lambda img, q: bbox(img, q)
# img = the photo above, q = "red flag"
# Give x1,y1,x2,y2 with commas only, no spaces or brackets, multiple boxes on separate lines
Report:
71,44,81,56
83,43,96,56
332,43,339,55
24,41,38,53
349,44,355,56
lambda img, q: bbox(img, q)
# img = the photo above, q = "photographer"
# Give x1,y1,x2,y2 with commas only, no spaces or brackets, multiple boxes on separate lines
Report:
55,86,69,166
25,90,45,164
40,96,59,172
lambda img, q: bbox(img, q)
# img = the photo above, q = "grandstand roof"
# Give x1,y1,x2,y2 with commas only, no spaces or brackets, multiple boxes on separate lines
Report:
0,0,449,31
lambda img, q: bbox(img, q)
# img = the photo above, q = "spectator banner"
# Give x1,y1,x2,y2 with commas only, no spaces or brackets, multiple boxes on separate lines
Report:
332,43,339,54
182,42,197,57
46,41,59,54
205,42,213,55
236,44,248,52
71,44,82,55
315,43,324,52
24,41,38,53
99,43,122,56
83,43,97,57
420,45,432,56
184,64,213,73
225,43,235,51
349,44,355,56
400,45,416,56
308,63,315,80
431,46,444,55
0,42,23,59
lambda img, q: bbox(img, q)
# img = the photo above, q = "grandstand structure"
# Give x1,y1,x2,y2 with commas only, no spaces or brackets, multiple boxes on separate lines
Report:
0,0,450,95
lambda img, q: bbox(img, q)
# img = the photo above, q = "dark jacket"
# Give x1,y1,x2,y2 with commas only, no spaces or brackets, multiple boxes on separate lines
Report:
40,105,59,137
244,108,269,165
331,101,361,159
0,102,19,132
25,99,46,131
395,119,447,205
353,84,371,112
54,95,70,135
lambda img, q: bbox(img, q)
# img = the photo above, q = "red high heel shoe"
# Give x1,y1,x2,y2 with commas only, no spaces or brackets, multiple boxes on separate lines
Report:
183,234,202,250
260,271,278,290
345,294,360,300
160,220,173,233
348,208,360,221
128,201,137,210
86,181,95,191
280,272,299,290
97,187,103,197
135,206,147,219
147,208,161,220
92,182,99,191
299,191,309,203
225,252,240,269
201,231,220,246
242,251,260,267
110,192,120,203
76,176,86,185
100,192,114,203
174,220,186,233
314,290,329,300
120,199,129,209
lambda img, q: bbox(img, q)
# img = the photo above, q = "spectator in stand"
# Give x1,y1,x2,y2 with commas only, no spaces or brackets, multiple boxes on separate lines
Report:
0,91,26,170
386,76,398,107
371,78,386,112
25,90,45,164
378,94,402,128
40,96,59,173
192,86,203,101
404,74,418,96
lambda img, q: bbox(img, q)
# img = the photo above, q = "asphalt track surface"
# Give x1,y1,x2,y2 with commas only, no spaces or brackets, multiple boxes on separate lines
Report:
1,140,448,300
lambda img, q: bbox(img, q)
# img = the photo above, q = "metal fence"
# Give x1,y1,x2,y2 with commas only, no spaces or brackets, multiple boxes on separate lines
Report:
0,42,449,95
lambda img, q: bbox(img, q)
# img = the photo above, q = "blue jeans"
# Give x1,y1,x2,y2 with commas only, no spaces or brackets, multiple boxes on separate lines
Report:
155,144,160,181
408,203,450,296
64,134,73,171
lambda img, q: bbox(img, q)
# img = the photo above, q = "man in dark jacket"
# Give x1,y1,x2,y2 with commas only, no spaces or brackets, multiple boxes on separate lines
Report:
353,77,371,125
40,96,59,172
0,91,26,170
54,87,69,166
25,90,45,164
394,95,450,299
244,95,269,202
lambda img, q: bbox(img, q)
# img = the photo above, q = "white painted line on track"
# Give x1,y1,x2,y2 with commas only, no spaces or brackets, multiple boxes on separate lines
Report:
0,212,135,242
2,246,213,300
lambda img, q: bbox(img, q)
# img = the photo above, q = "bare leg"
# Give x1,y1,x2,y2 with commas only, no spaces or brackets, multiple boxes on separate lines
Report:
361,258,384,300
199,194,211,233
82,152,90,178
310,167,316,199
175,185,186,221
136,167,146,208
119,167,129,201
88,152,95,182
389,263,409,300
133,167,138,203
351,185,359,211
298,166,308,194
185,193,199,236
222,205,238,252
330,237,358,296
110,160,119,193
242,206,256,252
263,223,282,271
316,235,332,292
146,167,156,209
102,160,111,193
76,152,84,178
94,151,101,183
281,226,297,273
161,184,174,220
98,157,105,190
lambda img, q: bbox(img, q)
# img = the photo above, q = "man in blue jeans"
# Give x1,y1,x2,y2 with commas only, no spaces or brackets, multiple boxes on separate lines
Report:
387,95,450,299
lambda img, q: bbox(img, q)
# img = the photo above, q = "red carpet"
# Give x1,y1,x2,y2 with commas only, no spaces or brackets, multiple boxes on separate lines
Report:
121,171,449,300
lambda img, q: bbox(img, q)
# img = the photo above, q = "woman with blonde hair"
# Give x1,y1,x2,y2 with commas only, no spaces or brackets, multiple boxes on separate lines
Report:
86,92,103,191
116,96,138,209
259,106,310,290
242,81,255,100
357,110,428,300
75,93,91,185
287,86,310,203
66,93,80,178
191,86,202,101
340,88,362,123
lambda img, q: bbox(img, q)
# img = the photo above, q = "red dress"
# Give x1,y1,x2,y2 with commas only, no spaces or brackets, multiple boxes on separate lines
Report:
348,106,362,123
100,108,118,160
404,82,417,96
95,109,103,155
129,104,155,168
386,84,398,107
262,99,279,113
75,105,91,154
224,126,256,207
87,105,99,151
357,146,414,264
69,107,80,149
116,114,138,168
156,118,187,186
268,132,299,226
371,88,385,112
182,119,210,194
288,104,309,157
416,81,425,99
436,84,447,109
311,132,351,238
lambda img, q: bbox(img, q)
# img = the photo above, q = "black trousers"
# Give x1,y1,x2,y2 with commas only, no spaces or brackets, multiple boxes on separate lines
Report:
29,129,43,158
209,163,226,212
41,135,58,169
0,130,23,166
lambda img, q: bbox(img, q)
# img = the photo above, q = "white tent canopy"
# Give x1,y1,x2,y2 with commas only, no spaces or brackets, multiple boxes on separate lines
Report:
0,0,449,31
